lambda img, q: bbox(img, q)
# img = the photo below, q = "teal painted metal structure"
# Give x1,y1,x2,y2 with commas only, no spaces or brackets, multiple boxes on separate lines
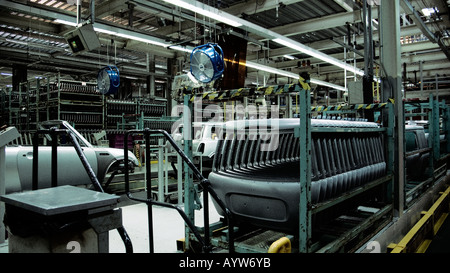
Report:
179,79,398,253
403,95,450,208
296,84,312,253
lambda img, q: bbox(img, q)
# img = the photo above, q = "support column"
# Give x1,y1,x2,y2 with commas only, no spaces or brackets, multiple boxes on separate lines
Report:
166,58,177,117
380,0,405,217
146,53,155,99
183,95,194,250
12,64,27,92
298,83,312,253
363,0,375,121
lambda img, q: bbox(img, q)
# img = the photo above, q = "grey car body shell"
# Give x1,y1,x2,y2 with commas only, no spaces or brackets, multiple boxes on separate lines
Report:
208,118,385,232
4,120,139,194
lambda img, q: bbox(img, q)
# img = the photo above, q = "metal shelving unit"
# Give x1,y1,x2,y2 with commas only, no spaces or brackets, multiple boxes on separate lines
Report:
106,97,168,129
47,77,103,130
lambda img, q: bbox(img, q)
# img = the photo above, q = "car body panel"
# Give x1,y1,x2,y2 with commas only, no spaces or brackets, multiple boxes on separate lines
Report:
171,121,223,165
208,118,385,232
5,120,138,194
405,125,430,180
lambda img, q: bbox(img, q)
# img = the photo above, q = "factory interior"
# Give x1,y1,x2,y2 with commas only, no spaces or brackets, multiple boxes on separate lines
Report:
1,0,450,259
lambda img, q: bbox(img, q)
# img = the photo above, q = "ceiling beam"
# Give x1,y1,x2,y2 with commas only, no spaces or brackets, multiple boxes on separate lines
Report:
246,20,446,60
400,0,450,60
250,7,373,40
333,0,354,12
0,0,178,58
95,0,128,19
223,0,307,16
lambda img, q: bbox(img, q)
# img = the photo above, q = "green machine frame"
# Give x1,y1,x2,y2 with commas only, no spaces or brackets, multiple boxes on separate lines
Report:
175,76,397,253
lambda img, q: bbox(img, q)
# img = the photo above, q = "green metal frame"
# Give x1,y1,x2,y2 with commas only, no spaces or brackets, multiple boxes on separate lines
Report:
180,80,396,253
298,85,312,253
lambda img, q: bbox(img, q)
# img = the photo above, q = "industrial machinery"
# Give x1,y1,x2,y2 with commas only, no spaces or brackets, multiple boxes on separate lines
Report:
1,123,133,253
63,23,101,54
166,76,397,253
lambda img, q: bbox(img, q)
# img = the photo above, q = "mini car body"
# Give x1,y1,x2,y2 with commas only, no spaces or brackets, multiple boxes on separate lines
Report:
4,120,139,193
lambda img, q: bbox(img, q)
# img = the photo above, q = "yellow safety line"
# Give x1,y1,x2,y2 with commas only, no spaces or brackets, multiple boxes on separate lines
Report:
416,240,432,253
390,185,450,253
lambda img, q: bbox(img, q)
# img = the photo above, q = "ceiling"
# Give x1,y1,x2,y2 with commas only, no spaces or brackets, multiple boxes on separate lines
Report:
0,0,449,94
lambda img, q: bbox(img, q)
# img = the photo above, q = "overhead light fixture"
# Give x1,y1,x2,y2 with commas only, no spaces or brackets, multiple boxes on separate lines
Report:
95,28,169,47
246,61,299,79
246,61,347,91
283,55,296,60
162,0,243,27
273,37,365,77
421,7,437,17
169,45,194,53
54,19,78,27
310,79,347,92
54,18,170,48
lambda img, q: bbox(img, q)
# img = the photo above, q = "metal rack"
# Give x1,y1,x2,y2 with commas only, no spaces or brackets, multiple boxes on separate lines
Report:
48,78,103,129
175,75,395,253
403,95,450,208
106,98,168,129
3,74,169,132
6,76,103,131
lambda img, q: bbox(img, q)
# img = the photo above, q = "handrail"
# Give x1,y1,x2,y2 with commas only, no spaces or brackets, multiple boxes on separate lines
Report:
32,128,134,253
123,128,234,253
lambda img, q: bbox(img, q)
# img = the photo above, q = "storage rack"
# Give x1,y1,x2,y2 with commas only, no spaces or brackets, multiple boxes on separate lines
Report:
19,78,50,131
403,95,450,208
107,98,168,130
0,87,11,126
48,79,103,129
3,74,169,132
4,87,27,130
11,76,102,131
174,76,395,253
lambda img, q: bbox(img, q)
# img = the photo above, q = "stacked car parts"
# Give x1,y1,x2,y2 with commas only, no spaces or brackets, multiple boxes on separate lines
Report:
209,118,386,232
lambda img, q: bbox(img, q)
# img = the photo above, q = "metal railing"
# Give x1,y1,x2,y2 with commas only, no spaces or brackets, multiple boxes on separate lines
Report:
123,128,234,253
31,127,133,253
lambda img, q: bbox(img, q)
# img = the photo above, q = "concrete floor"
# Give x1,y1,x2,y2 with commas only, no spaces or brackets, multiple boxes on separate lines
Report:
109,193,221,253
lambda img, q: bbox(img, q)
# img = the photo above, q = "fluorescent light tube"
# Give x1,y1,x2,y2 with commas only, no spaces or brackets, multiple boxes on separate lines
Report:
246,61,347,91
310,79,347,91
246,61,299,78
54,19,77,27
169,45,194,53
273,37,365,77
163,0,243,27
96,29,169,47
54,19,170,48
